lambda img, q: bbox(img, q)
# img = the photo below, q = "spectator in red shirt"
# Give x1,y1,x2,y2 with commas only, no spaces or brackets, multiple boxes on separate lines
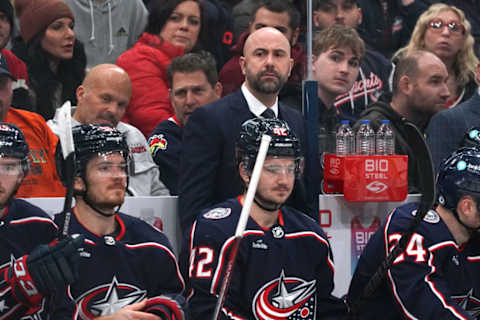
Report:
117,0,205,137
0,0,29,109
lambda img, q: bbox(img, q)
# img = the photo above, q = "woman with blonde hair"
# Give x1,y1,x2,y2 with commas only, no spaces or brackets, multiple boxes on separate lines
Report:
393,3,478,108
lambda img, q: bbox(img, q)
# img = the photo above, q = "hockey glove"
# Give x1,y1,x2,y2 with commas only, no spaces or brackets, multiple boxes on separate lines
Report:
144,294,186,320
5,234,85,307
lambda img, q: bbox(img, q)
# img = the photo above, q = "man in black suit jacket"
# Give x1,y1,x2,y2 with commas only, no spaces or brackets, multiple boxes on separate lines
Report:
179,27,312,231
426,75,480,172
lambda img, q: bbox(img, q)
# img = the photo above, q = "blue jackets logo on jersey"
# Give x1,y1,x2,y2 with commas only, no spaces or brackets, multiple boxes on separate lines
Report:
75,276,146,319
203,208,231,220
452,288,480,317
252,270,317,320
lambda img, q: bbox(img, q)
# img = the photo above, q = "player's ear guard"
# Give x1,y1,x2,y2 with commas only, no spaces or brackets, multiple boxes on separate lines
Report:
5,234,85,306
461,127,480,148
144,294,187,320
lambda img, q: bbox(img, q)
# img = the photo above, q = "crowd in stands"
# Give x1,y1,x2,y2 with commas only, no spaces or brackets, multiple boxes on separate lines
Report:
2,0,480,317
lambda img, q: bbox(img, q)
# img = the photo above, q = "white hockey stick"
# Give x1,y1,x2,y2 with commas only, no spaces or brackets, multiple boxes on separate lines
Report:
56,101,75,237
212,134,272,320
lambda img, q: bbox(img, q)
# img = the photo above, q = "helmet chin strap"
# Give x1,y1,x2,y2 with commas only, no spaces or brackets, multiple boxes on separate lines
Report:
80,179,123,218
254,197,280,212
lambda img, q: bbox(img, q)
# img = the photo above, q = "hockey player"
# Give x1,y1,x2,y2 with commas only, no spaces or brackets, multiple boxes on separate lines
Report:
184,118,346,319
0,122,83,319
348,147,480,319
54,124,186,319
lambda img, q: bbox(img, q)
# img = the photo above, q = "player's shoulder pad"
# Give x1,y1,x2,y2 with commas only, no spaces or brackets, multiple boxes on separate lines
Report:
390,203,452,243
195,199,241,233
411,209,440,224
10,198,53,220
281,205,329,239
393,202,441,225
117,212,172,245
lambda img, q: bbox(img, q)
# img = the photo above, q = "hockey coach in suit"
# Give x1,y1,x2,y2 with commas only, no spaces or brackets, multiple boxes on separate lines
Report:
179,27,314,231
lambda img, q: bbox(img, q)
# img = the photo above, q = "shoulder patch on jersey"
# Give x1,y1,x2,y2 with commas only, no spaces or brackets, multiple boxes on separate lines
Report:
148,134,168,155
411,209,440,224
203,208,231,220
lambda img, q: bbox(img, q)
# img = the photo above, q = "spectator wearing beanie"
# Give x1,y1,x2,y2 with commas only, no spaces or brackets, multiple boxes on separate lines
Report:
0,0,29,108
12,0,86,120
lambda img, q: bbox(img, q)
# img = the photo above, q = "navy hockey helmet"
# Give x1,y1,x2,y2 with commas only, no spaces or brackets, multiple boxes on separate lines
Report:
72,124,130,178
437,147,480,211
236,118,303,175
460,127,480,148
0,122,30,174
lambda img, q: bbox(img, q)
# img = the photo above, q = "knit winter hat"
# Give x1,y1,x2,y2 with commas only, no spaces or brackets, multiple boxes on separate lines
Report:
0,1,14,29
15,0,74,43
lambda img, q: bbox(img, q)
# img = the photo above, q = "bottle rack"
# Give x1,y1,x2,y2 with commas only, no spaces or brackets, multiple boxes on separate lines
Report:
323,153,408,202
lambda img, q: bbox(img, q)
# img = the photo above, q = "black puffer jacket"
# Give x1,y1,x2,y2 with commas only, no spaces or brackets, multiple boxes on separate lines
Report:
11,37,86,120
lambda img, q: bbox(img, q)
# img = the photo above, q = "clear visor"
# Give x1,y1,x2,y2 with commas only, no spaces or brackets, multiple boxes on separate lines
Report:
256,156,304,177
0,157,27,176
89,153,131,178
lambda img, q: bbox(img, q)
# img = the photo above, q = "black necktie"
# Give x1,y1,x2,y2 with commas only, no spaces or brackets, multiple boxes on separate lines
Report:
261,108,276,119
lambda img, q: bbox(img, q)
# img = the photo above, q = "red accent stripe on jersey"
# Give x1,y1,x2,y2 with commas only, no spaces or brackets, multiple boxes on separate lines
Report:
467,256,480,262
0,283,10,296
387,270,420,320
189,221,197,251
222,306,247,320
125,242,185,291
9,216,58,229
424,246,468,319
72,207,104,238
285,232,334,272
2,303,21,319
210,230,264,294
115,215,126,240
84,238,96,246
383,209,396,256
278,211,284,226
429,241,460,251
387,241,467,320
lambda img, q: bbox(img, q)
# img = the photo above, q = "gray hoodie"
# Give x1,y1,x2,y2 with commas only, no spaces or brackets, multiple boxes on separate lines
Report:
48,102,170,196
65,0,148,68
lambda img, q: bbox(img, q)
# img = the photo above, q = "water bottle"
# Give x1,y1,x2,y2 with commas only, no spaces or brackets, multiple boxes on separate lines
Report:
336,120,355,155
356,120,375,155
376,120,395,155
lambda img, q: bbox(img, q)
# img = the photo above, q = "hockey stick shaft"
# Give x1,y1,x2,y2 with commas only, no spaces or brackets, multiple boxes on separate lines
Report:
56,101,75,239
212,134,271,320
348,122,436,315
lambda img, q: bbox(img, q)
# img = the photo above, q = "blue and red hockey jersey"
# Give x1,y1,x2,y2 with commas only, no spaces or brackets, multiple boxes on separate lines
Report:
54,209,185,319
183,197,346,320
348,202,480,319
0,198,59,319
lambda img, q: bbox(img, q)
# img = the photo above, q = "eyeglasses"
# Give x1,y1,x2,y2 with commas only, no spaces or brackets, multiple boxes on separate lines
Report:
427,19,465,35
263,164,296,176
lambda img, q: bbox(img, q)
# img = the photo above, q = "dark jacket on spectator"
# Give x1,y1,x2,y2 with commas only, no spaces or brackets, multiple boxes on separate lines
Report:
426,91,480,173
335,45,393,123
357,0,428,58
12,38,86,120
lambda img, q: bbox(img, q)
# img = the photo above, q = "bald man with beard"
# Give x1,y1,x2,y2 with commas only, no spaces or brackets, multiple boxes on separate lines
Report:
48,63,168,196
178,27,313,231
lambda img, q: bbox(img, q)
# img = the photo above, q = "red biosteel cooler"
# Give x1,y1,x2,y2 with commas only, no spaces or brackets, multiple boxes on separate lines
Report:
323,153,408,202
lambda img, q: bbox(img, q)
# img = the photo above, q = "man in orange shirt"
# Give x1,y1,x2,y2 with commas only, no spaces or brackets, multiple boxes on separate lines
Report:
0,55,64,197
